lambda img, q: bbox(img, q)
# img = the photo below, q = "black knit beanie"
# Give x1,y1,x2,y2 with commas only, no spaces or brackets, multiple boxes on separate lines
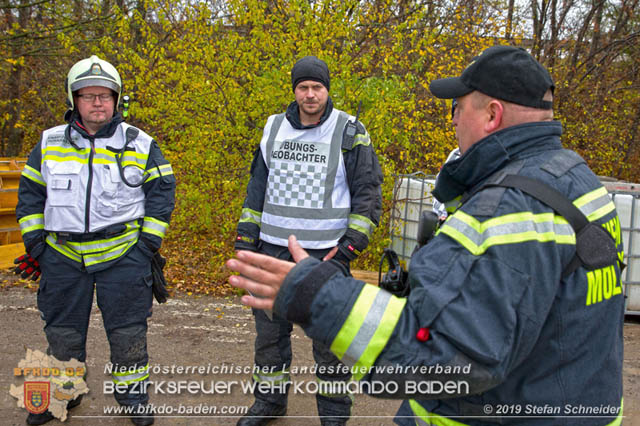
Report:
291,56,330,92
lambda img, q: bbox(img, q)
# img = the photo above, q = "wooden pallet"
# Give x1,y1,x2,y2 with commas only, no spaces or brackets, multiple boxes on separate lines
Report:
0,159,26,269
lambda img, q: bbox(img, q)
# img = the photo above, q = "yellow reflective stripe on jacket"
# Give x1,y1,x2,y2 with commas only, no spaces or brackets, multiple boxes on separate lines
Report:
239,208,262,226
42,146,90,163
45,235,82,262
112,364,149,385
19,213,44,235
91,148,148,168
438,186,615,255
146,164,173,182
330,284,406,381
45,227,140,266
573,186,616,222
83,239,137,267
439,211,576,256
353,132,371,148
348,214,376,239
22,165,46,186
65,229,140,254
409,400,469,426
605,398,623,426
142,217,169,238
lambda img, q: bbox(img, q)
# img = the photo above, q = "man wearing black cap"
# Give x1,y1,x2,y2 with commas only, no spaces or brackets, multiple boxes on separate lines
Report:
234,55,383,426
227,45,624,425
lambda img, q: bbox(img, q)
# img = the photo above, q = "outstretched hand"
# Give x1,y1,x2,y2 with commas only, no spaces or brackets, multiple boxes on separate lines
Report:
226,235,309,310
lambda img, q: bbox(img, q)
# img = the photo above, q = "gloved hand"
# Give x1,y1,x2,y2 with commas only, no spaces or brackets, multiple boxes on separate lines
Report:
151,251,169,303
13,253,41,281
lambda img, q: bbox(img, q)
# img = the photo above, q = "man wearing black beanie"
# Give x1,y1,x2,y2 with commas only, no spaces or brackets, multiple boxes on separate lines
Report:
233,56,383,426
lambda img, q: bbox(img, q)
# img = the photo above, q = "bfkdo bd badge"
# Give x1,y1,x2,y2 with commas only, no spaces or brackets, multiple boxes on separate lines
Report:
24,381,50,414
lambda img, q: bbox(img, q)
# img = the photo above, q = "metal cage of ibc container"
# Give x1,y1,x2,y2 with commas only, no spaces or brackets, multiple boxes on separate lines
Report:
389,173,437,265
602,181,640,315
389,174,640,315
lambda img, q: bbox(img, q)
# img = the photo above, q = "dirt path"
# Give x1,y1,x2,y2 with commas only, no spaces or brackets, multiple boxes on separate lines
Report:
1,284,639,425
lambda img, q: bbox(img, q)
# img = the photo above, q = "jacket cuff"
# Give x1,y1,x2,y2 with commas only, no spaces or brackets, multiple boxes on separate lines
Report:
274,257,346,325
234,235,259,252
335,241,359,263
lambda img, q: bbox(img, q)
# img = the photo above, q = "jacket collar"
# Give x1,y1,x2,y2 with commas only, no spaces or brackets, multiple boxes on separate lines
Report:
433,121,563,203
285,97,334,129
67,110,123,140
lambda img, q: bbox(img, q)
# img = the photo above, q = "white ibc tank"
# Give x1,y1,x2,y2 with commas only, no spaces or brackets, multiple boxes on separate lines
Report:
390,176,640,314
390,175,436,264
607,186,640,313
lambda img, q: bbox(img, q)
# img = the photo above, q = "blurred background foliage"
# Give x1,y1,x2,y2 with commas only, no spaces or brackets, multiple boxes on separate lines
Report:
2,0,639,293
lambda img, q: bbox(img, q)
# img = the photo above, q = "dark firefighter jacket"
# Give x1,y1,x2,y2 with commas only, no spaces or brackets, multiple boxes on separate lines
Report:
272,121,624,425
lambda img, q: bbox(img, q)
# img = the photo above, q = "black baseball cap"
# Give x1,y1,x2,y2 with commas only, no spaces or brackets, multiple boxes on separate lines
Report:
429,45,554,109
291,56,330,92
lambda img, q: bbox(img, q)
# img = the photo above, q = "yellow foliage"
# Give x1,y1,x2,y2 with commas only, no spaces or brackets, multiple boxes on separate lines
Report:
3,0,639,293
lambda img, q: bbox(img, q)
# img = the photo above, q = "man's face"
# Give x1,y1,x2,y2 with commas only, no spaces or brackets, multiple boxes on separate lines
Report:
75,86,115,131
452,92,489,154
294,80,328,119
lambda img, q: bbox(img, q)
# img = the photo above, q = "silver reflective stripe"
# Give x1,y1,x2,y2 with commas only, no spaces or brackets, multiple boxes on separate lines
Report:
146,164,174,182
577,187,614,219
93,152,114,162
67,229,140,253
262,204,351,220
19,214,44,235
341,290,392,367
142,217,168,238
253,371,289,383
239,208,262,225
348,214,375,238
112,365,149,384
22,165,46,186
444,213,574,249
260,222,346,242
84,240,137,267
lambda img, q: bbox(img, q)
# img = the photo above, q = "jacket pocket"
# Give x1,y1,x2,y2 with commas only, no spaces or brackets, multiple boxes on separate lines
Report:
46,161,82,207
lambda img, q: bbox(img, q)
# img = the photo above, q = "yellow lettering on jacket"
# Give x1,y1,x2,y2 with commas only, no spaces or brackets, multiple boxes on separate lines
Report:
586,265,622,306
585,216,624,306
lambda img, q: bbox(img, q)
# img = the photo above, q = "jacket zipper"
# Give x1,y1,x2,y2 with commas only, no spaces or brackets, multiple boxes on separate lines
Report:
85,138,95,233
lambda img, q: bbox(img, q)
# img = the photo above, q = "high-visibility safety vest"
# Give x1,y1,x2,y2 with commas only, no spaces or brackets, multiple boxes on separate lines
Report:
19,122,171,269
259,109,352,249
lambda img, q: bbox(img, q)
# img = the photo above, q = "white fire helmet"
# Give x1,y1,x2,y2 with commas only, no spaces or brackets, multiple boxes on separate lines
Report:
65,55,121,111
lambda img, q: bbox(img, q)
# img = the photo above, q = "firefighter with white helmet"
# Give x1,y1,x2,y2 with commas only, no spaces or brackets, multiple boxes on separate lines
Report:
16,55,176,425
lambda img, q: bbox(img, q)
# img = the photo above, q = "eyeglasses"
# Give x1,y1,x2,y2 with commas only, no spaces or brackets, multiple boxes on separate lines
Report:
77,93,114,103
451,99,458,120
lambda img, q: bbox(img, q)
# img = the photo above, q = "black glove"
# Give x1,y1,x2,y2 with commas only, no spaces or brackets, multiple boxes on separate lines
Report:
13,253,41,281
151,251,169,303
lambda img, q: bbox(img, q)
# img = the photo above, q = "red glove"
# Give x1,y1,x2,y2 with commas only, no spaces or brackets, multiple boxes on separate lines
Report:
13,253,41,281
